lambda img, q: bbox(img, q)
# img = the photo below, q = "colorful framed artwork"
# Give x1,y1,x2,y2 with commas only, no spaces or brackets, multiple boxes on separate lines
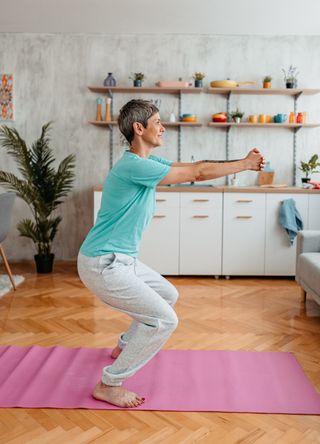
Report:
0,74,14,121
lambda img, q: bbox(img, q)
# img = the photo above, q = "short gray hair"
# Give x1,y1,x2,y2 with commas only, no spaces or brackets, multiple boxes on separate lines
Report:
118,99,159,144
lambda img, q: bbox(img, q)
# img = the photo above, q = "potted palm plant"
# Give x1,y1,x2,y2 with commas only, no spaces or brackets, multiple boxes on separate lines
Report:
299,154,320,186
0,122,76,273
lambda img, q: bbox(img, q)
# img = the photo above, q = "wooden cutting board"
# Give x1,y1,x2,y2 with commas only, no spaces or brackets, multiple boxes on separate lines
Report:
258,171,274,186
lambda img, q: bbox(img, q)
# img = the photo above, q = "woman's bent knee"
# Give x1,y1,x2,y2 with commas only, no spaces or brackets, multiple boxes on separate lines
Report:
162,310,179,333
163,283,179,306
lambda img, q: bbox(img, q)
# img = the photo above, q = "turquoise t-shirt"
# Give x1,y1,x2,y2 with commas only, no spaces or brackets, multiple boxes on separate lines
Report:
80,151,172,257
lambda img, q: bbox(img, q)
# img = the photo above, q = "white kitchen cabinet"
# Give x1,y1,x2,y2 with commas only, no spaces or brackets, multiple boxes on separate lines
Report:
139,193,180,275
265,194,309,276
222,193,266,275
179,193,223,275
93,189,319,276
308,194,320,230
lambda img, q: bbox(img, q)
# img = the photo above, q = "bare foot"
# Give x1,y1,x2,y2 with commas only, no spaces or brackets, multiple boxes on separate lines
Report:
111,345,122,359
93,381,145,408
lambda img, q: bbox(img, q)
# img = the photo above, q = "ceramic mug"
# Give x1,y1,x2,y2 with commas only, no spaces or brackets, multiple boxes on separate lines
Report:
274,113,287,123
248,115,258,123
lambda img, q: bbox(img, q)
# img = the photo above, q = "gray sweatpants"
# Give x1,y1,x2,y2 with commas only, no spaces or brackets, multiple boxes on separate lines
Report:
77,252,179,386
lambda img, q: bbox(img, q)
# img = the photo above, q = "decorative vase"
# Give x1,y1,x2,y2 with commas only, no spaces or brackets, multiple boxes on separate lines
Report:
133,79,142,87
34,253,55,273
194,79,203,88
103,73,116,87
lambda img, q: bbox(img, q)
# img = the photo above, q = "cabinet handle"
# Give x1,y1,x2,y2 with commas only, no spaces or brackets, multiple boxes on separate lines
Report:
153,215,166,218
236,200,253,203
193,215,209,218
193,199,209,202
236,215,253,219
156,199,167,202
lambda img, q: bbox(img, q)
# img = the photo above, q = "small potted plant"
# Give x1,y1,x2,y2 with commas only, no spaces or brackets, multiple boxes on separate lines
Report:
130,72,145,87
299,154,320,186
282,65,299,89
231,108,245,124
192,72,205,88
263,75,272,89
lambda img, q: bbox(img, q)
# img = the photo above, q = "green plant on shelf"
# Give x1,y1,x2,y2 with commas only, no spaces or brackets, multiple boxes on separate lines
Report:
263,75,272,83
282,65,299,88
192,72,205,80
129,72,145,81
231,108,245,122
299,154,320,178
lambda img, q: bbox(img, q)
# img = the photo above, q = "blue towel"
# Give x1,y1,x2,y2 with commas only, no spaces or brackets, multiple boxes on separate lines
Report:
279,198,304,245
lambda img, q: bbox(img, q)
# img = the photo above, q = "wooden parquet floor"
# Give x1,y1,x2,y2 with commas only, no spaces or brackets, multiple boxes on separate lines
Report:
0,262,319,444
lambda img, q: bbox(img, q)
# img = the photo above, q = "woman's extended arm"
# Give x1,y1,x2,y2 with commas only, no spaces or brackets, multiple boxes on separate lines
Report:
159,148,265,185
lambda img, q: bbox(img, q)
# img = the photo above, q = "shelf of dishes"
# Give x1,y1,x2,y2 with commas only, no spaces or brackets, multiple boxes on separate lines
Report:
89,86,320,96
89,121,320,128
88,86,203,94
206,87,320,96
208,122,320,128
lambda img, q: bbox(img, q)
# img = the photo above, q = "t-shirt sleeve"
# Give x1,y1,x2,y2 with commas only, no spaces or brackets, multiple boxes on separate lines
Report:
149,155,173,167
129,157,171,188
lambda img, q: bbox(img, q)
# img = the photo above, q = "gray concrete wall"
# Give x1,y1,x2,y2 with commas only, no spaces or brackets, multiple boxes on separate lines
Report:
1,33,320,260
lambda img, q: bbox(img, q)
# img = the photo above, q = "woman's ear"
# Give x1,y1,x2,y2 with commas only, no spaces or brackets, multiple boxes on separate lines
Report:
133,122,144,136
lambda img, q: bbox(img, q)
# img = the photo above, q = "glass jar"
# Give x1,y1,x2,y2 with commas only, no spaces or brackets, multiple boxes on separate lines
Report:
296,112,304,124
289,112,296,124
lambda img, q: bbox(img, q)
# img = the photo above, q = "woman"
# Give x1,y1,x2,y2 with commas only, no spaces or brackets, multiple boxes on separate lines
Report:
77,99,265,408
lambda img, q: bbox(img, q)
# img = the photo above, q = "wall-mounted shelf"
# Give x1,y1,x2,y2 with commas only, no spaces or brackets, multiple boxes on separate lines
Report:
89,120,117,126
88,86,203,94
207,87,320,185
208,122,320,128
89,120,202,128
207,87,320,96
89,84,320,185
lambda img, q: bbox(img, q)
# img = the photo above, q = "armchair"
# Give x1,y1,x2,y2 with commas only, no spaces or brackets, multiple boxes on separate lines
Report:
295,230,320,305
0,192,16,290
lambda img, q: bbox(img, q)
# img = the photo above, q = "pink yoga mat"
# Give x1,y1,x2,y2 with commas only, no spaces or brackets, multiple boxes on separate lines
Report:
0,345,319,413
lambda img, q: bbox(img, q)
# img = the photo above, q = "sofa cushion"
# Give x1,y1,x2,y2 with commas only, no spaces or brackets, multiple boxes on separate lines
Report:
297,253,320,295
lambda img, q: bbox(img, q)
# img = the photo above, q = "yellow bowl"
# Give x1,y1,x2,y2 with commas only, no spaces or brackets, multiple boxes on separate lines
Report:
182,116,197,122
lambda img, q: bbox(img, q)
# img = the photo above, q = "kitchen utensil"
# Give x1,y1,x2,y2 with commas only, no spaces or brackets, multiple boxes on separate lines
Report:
210,79,257,88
